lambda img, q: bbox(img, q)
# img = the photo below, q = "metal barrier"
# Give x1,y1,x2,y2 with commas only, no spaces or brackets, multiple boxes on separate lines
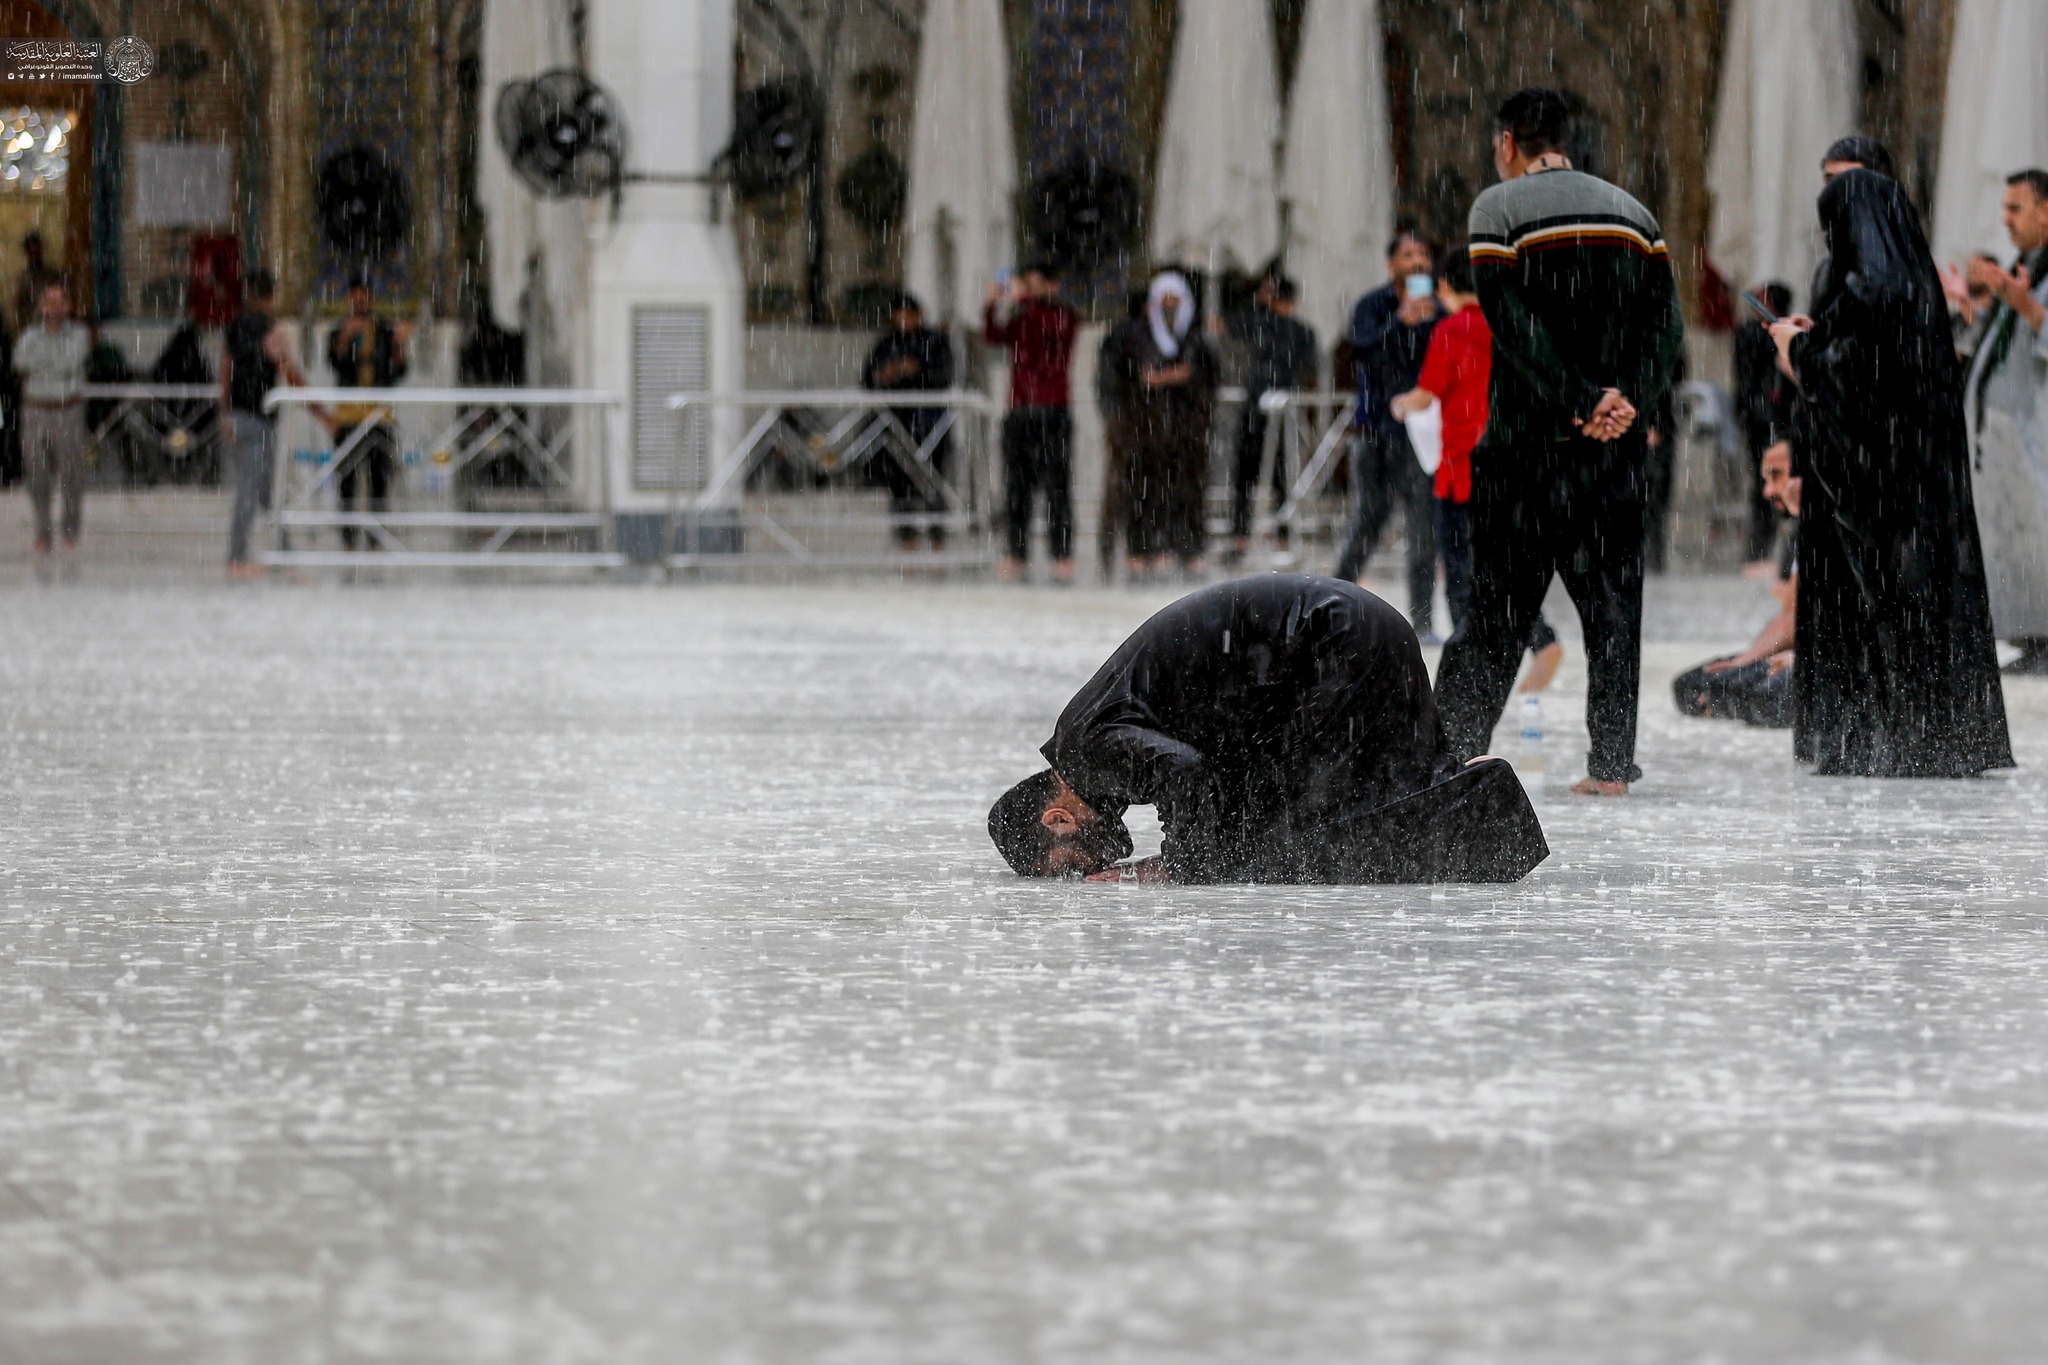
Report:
259,387,624,568
1211,388,1358,542
661,389,1003,570
83,383,225,485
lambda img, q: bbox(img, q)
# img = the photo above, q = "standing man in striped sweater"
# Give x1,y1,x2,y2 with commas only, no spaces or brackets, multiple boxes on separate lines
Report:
1433,87,1686,797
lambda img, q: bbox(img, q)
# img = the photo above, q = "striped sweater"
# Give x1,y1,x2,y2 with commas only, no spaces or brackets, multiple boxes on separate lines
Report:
1467,167,1686,452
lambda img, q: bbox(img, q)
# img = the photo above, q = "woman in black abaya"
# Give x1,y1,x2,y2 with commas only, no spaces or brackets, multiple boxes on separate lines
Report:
1770,168,2012,777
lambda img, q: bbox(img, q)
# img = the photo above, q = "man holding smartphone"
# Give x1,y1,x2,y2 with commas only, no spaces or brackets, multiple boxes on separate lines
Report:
1334,231,1442,638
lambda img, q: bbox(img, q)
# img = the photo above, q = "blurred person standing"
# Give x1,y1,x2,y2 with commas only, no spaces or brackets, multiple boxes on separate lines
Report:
1387,245,1562,688
1094,291,1148,577
11,231,63,332
1115,271,1220,579
1960,169,2048,675
327,275,412,551
1733,281,1796,571
1770,168,2010,777
12,279,89,579
220,270,312,579
1432,88,1685,797
984,264,1079,583
1334,231,1440,637
860,290,956,557
1224,274,1317,567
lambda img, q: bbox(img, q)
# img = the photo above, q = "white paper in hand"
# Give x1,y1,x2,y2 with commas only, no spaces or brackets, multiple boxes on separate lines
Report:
1403,400,1442,477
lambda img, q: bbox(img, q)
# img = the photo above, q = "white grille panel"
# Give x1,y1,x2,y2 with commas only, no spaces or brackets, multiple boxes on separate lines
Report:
632,305,710,490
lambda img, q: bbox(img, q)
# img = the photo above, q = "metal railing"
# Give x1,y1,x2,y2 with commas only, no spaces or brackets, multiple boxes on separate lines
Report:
660,389,1004,570
259,387,624,569
82,383,226,484
1218,387,1358,541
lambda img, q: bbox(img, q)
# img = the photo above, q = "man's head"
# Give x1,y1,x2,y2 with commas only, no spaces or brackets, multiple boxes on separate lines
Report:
1386,229,1433,282
22,231,44,267
1268,274,1299,315
888,289,924,333
2002,169,2048,254
1020,262,1061,299
1493,87,1571,180
37,279,68,326
1754,281,1794,317
987,770,1133,878
247,268,278,309
347,273,374,316
1437,244,1476,305
1821,135,1894,185
1761,442,1801,516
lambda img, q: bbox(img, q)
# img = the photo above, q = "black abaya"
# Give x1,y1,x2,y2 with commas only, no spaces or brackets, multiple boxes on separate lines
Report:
1787,170,2013,777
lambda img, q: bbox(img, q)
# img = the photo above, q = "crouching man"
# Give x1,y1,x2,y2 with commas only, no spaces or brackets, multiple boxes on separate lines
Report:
987,574,1549,884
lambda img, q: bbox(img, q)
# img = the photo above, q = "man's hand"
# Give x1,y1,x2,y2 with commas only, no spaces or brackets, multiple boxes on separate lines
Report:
1396,293,1436,327
1769,315,1814,382
1389,387,1432,419
1085,856,1171,884
2001,264,2045,331
1578,388,1636,442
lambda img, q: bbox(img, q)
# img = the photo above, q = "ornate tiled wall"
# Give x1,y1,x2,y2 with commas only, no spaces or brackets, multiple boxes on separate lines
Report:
308,0,415,304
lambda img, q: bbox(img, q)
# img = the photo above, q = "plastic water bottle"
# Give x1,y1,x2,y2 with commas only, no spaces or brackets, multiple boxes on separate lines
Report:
1517,695,1545,778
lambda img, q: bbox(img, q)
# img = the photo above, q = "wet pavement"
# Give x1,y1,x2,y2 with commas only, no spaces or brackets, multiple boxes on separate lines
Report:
2,575,2046,1364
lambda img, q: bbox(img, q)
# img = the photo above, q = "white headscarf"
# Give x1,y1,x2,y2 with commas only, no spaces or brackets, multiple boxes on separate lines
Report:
1146,271,1195,359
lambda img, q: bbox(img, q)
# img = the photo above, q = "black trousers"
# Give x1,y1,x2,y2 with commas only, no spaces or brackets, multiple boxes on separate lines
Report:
1334,426,1437,631
334,421,398,550
1002,407,1073,562
1438,498,1559,652
1435,439,1647,783
1672,656,1794,728
1229,405,1288,540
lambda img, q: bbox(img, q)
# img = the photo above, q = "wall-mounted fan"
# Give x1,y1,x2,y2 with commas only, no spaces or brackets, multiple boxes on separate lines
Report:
495,68,628,200
317,146,412,259
718,78,819,202
1024,158,1139,273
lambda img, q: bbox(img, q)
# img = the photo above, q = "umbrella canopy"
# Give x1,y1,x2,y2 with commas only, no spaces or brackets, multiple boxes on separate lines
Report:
1150,0,1281,274
903,0,1018,325
1932,0,2048,269
1707,0,1858,308
1280,0,1394,349
478,0,585,380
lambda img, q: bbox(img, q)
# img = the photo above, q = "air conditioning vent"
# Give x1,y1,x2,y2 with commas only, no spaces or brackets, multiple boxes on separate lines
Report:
632,304,709,490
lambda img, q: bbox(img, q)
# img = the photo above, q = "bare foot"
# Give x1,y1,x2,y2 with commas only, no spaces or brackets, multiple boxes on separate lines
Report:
1569,777,1629,797
1740,558,1778,580
1052,558,1076,584
994,556,1025,583
1519,641,1564,692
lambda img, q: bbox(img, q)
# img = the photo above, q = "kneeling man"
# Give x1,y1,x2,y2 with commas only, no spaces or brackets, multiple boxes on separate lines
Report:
988,574,1548,883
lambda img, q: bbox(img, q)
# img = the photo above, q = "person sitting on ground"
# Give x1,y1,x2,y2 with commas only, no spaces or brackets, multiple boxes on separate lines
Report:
986,574,1548,885
1388,244,1564,692
1672,440,1801,727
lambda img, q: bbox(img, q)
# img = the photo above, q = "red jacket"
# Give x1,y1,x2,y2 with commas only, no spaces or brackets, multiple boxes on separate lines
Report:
1414,304,1492,504
983,299,1078,409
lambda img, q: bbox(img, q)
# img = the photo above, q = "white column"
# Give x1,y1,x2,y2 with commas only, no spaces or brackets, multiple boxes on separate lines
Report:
584,0,745,530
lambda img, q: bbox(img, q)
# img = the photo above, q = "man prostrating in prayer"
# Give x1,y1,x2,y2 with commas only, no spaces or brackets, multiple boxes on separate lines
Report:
987,575,1549,884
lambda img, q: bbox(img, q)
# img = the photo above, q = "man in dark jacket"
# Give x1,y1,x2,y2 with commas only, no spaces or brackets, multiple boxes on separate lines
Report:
1432,88,1685,797
860,290,956,551
1226,274,1319,564
1334,232,1441,634
327,275,412,550
987,575,1548,884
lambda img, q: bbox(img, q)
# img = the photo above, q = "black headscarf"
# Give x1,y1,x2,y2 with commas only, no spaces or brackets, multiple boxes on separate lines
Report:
1808,169,1947,341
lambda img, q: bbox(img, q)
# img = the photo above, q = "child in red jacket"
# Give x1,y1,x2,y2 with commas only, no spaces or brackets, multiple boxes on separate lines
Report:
1391,245,1563,689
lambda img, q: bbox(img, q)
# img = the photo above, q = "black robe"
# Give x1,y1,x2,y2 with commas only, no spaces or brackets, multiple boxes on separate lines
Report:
1041,575,1547,883
1100,327,1220,561
1787,170,2013,777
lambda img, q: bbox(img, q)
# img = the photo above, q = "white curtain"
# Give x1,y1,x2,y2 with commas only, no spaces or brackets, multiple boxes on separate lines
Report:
1150,0,1281,274
1280,0,1394,350
1932,0,2048,269
903,0,1017,326
1707,0,1858,307
479,0,585,382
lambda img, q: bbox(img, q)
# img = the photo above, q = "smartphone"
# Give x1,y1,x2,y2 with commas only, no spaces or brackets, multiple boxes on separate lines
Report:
1405,273,1434,300
1739,290,1778,323
995,267,1014,291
